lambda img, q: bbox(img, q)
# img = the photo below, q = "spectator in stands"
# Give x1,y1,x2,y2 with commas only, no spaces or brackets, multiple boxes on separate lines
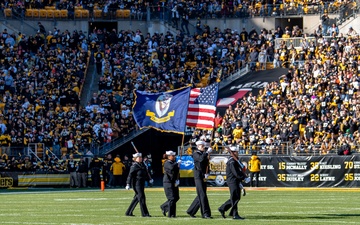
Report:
38,22,46,36
346,26,357,36
249,48,259,71
67,2,75,20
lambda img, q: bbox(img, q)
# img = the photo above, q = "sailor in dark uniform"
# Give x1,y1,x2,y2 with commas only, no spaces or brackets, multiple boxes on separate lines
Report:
125,152,152,217
160,150,181,218
186,140,212,219
218,146,251,220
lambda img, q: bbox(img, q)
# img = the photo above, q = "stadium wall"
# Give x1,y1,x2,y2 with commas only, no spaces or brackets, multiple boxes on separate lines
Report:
1,155,359,188
1,14,357,37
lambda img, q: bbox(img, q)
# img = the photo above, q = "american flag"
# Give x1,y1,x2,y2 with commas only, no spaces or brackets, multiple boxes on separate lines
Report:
186,83,219,129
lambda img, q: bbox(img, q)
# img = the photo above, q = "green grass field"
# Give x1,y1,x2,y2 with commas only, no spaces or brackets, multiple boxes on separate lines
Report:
1,187,360,225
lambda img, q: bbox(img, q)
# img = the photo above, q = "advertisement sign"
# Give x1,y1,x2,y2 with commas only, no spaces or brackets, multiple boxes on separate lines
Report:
0,172,70,188
179,155,360,187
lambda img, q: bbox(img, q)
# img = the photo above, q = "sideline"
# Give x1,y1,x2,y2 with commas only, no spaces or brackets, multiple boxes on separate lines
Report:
2,186,360,195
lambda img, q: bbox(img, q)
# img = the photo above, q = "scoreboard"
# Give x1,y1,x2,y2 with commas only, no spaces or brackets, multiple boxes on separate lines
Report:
177,155,360,187
243,155,360,187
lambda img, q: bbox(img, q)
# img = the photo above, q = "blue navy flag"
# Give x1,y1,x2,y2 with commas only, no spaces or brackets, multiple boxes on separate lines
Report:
132,87,191,134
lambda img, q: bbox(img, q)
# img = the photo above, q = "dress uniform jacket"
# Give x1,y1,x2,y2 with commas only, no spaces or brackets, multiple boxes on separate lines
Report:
219,157,247,217
160,160,180,217
186,150,211,218
125,162,150,217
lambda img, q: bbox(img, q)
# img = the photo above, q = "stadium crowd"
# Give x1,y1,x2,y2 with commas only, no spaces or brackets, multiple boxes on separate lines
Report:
2,0,356,21
0,6,359,177
187,25,360,156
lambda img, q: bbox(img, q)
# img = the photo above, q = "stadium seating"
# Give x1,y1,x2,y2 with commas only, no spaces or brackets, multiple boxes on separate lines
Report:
39,9,47,18
116,9,123,18
81,10,89,18
123,9,130,18
75,10,82,18
54,10,61,18
46,10,55,19
60,10,68,18
32,10,39,18
44,6,56,10
94,9,102,18
25,9,33,17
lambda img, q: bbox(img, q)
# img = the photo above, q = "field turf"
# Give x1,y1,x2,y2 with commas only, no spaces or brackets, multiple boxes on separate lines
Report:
1,187,360,225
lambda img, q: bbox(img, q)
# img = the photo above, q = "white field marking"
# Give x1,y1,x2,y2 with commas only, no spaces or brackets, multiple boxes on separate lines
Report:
207,193,231,196
54,197,131,201
0,223,125,225
0,213,22,216
255,219,360,224
251,210,340,215
0,189,105,195
0,222,58,225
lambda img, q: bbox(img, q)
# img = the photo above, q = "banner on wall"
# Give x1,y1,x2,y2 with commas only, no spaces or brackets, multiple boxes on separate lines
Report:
0,172,70,188
216,68,288,114
178,155,360,187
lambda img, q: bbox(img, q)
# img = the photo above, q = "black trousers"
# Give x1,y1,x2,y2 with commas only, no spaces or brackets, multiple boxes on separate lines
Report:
250,171,260,187
125,183,149,216
218,182,241,217
91,169,100,187
160,183,180,217
113,175,122,187
187,178,211,217
96,62,102,75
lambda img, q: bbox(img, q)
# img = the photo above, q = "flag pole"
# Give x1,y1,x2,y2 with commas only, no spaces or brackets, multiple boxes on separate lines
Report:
181,85,192,156
180,133,185,157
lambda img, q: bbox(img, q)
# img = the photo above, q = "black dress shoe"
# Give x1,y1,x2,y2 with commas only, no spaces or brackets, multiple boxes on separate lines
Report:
218,208,226,218
203,215,213,219
233,215,245,220
143,214,151,217
187,212,196,218
160,206,166,216
125,214,134,217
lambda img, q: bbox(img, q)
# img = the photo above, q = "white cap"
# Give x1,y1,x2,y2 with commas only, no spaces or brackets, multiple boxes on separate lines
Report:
229,146,238,152
195,140,206,146
132,153,142,158
166,150,176,156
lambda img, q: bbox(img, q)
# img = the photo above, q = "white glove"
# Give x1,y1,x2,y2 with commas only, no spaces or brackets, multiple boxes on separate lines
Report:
175,179,180,187
204,174,209,179
206,148,212,154
149,179,154,184
125,184,130,190
177,160,182,164
244,177,251,184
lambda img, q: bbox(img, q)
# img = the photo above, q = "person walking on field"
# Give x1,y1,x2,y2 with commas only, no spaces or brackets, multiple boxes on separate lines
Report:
248,151,261,187
160,150,181,218
125,152,152,217
218,146,251,220
110,155,125,187
186,140,212,219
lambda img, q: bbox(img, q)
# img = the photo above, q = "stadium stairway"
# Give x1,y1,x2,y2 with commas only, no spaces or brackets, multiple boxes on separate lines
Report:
80,63,99,106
